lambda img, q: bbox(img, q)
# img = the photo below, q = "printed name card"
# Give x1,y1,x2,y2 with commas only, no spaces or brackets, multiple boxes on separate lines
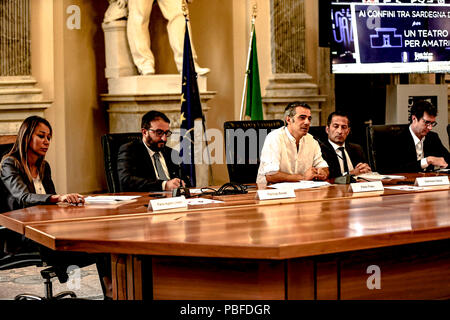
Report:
415,176,449,187
149,196,188,211
350,181,384,193
257,189,296,200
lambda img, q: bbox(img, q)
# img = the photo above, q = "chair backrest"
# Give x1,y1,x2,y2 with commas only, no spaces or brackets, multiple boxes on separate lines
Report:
101,132,142,193
447,124,450,146
0,138,14,214
366,124,409,173
224,120,284,184
308,126,327,144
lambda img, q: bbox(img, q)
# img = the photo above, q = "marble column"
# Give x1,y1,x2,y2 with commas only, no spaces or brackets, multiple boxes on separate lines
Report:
0,0,50,135
263,0,325,125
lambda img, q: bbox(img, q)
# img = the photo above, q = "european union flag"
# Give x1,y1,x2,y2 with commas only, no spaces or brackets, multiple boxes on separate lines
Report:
179,19,204,187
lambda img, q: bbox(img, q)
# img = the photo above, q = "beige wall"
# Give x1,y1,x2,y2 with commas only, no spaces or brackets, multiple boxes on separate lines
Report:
32,0,109,194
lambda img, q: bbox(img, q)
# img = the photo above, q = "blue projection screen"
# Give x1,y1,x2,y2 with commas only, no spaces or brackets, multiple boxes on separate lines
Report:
331,1,450,73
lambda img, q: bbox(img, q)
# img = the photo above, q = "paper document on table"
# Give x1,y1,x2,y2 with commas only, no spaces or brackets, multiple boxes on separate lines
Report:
357,172,406,181
384,186,424,191
269,181,330,190
186,198,224,205
84,195,141,205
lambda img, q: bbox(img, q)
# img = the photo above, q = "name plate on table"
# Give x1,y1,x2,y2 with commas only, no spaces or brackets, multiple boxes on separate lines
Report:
415,176,449,187
257,189,296,200
149,196,188,211
351,181,384,193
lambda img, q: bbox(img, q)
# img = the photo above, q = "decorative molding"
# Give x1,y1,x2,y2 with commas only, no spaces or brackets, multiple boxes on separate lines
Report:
263,74,325,125
0,76,51,135
101,92,215,134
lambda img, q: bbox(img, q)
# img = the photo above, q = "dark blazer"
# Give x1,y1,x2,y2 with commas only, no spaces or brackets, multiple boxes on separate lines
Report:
319,140,368,178
117,140,189,192
1,155,56,211
393,128,450,173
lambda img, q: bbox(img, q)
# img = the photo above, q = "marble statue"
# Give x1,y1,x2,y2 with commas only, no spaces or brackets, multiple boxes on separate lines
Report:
104,0,128,23
104,0,209,76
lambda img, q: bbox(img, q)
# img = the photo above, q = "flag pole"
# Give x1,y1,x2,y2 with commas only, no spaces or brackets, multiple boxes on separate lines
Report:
182,0,214,185
239,4,257,120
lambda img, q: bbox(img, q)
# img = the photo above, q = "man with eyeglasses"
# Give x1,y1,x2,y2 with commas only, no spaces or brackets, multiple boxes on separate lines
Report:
394,100,449,172
117,110,188,191
256,102,329,184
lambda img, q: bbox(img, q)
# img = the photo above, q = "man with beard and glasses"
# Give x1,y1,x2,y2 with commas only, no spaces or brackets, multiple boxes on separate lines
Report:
117,110,189,191
256,102,329,184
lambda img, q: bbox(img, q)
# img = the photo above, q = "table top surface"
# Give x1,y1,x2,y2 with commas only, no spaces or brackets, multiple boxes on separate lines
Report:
1,172,447,260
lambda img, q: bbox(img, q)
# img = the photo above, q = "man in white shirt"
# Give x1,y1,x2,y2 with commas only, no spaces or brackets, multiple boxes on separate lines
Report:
256,102,329,184
319,111,371,178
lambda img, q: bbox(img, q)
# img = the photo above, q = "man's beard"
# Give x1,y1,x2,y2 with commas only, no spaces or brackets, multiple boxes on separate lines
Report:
148,138,166,152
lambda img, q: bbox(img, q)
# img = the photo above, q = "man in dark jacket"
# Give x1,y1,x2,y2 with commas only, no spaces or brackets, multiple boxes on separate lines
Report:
117,110,189,191
393,100,449,172
319,111,371,178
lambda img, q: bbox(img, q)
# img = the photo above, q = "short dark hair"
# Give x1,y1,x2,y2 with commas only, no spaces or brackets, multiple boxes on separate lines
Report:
327,111,351,127
409,100,437,123
284,101,311,121
141,110,170,129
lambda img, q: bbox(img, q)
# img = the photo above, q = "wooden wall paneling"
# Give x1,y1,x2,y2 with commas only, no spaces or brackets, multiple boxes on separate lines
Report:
316,256,339,300
286,258,315,300
126,255,143,300
111,254,129,300
340,240,450,300
151,256,286,300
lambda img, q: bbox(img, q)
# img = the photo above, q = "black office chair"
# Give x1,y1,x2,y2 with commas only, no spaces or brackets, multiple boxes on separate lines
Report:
101,132,142,193
0,143,80,300
308,125,328,144
366,124,409,173
447,124,450,146
0,192,78,300
224,120,284,184
0,243,79,300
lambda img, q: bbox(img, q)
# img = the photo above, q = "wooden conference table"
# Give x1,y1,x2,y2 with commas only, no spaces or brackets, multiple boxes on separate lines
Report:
1,173,450,300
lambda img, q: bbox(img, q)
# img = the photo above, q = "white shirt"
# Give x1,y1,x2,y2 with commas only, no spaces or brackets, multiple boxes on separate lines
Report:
328,140,354,175
143,139,171,190
409,125,428,169
33,176,46,195
257,127,328,184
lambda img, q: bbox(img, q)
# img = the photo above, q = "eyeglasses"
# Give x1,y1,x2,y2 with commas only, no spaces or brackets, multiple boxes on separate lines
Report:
149,129,172,137
421,118,437,128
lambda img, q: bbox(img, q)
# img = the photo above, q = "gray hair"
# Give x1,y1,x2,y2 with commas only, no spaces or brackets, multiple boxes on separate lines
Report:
284,101,311,124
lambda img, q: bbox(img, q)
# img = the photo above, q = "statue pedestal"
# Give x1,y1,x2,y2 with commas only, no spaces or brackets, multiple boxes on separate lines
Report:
107,74,208,95
102,21,137,78
101,75,216,187
101,20,216,187
262,74,326,126
101,74,214,133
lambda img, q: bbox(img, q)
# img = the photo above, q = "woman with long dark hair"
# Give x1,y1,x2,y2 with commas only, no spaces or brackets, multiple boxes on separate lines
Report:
1,116,84,209
1,116,111,299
